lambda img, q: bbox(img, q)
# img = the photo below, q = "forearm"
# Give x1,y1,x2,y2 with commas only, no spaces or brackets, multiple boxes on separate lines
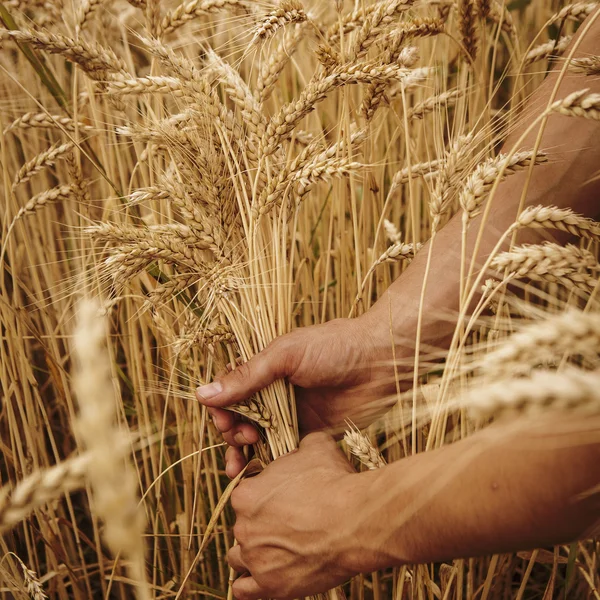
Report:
361,11,600,351
347,416,600,571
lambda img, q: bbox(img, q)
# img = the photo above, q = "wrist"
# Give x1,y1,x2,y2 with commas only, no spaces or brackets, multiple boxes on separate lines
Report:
333,468,405,575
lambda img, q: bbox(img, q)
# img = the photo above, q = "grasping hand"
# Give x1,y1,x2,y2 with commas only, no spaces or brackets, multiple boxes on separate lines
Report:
227,432,377,600
196,317,399,477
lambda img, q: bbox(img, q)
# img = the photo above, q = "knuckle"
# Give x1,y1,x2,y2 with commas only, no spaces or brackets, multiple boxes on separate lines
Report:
232,521,246,542
231,479,252,510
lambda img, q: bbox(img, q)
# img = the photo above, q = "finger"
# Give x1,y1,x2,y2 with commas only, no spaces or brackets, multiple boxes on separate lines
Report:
232,576,264,600
227,544,247,572
225,446,247,478
229,422,259,445
208,407,235,432
195,337,297,408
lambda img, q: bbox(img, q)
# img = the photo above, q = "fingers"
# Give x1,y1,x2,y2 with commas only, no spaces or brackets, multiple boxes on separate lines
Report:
225,446,248,478
232,575,263,600
195,337,295,408
227,544,247,573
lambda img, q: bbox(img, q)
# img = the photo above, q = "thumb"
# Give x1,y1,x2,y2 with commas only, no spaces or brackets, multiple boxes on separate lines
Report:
195,338,295,408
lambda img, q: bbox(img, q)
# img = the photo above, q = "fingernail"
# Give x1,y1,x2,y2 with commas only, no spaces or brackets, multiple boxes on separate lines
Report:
234,432,248,445
196,381,223,401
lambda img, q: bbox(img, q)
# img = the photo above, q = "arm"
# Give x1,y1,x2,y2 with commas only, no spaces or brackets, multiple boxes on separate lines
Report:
350,416,600,571
361,10,600,355
228,423,600,600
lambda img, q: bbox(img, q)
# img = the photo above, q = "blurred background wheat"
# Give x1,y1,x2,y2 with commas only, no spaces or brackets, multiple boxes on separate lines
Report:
0,0,599,598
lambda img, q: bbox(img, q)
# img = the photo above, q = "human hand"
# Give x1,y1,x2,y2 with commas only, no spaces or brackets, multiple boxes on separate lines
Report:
196,317,399,477
227,432,377,600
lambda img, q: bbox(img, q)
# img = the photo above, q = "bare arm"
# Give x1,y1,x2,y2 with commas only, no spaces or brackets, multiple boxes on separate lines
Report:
361,10,600,354
347,416,600,572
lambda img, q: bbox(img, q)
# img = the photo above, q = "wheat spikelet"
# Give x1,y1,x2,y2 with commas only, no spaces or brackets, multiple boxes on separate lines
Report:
203,48,265,145
406,89,461,120
491,242,599,291
12,141,74,190
88,222,215,266
458,0,477,61
3,112,95,134
76,0,103,32
465,368,600,421
390,158,442,189
351,0,415,60
569,55,600,75
383,219,402,243
484,312,600,372
158,0,249,36
261,62,417,157
13,184,76,222
429,134,475,227
254,129,366,216
548,2,598,26
515,205,600,241
549,88,600,119
0,27,126,76
480,310,600,378
4,554,48,600
488,1,517,37
255,22,305,102
476,0,491,20
344,430,386,470
250,0,307,45
460,150,548,222
524,35,572,66
224,398,275,429
0,454,91,533
361,19,441,121
73,300,149,597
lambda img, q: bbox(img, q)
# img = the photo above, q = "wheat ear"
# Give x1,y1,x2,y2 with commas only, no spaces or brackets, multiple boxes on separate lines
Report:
344,430,386,470
515,205,600,241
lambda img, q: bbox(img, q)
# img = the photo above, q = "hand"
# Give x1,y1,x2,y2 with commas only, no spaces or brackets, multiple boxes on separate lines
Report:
227,432,374,600
196,317,399,477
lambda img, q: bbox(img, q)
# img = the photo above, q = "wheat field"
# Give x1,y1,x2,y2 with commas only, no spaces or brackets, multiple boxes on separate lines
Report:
0,0,599,598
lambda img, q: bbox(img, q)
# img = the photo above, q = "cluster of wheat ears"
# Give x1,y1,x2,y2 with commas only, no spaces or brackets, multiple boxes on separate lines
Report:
0,0,599,597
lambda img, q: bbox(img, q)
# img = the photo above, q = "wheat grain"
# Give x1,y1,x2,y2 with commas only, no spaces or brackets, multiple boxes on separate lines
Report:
255,22,305,102
407,89,461,120
73,300,149,596
0,454,91,532
351,0,415,60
